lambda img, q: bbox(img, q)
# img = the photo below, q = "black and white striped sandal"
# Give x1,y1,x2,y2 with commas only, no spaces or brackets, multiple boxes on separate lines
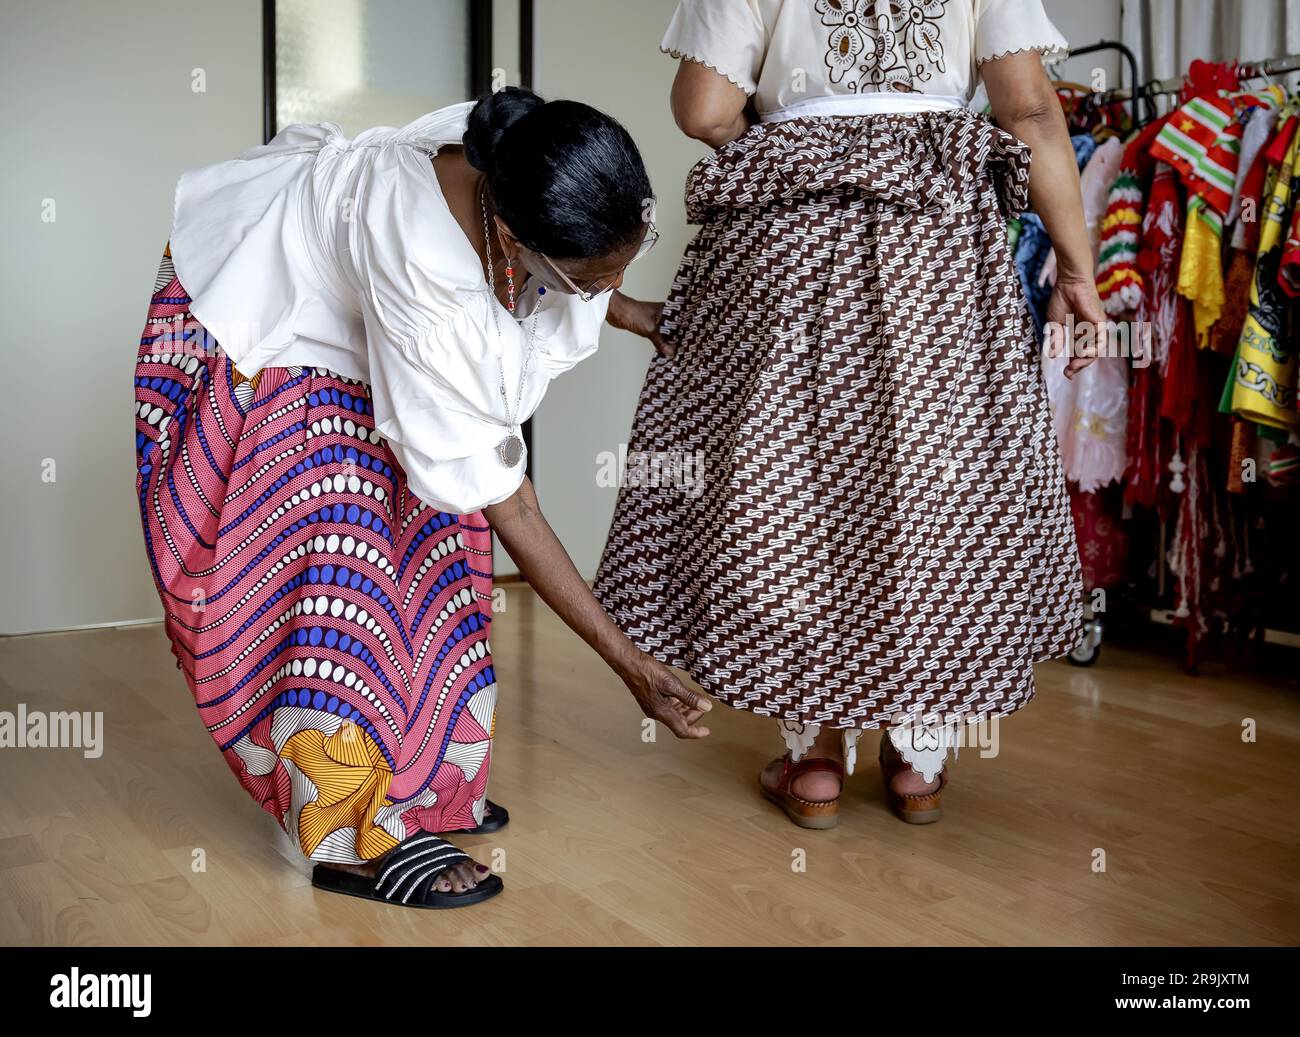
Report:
311,834,503,909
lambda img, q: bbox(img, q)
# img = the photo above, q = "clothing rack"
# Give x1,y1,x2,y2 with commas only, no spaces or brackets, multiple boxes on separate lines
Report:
1043,43,1300,667
1093,51,1300,109
1061,41,1143,126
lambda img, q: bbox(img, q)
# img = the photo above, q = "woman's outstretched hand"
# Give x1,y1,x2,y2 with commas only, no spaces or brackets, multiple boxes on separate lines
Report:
483,477,709,740
607,290,675,358
614,648,712,739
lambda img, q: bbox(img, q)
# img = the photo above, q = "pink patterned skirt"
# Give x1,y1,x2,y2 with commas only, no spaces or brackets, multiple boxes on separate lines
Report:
135,249,498,864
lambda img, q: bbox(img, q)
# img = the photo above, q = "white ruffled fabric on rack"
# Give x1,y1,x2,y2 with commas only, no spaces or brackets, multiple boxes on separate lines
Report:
1045,348,1129,493
1042,135,1129,493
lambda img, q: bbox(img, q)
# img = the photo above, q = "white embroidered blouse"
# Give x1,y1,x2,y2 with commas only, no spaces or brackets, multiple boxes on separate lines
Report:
169,101,610,515
661,0,1069,113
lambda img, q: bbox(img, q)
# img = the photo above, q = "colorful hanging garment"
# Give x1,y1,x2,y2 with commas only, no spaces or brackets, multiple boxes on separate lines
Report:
1226,420,1256,494
1069,484,1129,591
1209,248,1259,357
1151,93,1239,210
1280,193,1300,295
1153,85,1285,346
1213,105,1282,356
1125,164,1183,511
1097,118,1169,316
1232,128,1275,253
1151,87,1280,215
1228,104,1279,230
1167,445,1239,669
1229,106,1300,432
1177,196,1227,345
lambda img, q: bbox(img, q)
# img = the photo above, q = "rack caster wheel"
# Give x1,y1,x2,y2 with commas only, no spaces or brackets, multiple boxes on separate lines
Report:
1067,617,1103,667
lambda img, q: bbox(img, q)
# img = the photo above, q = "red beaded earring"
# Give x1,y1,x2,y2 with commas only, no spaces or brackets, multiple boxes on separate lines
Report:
505,263,516,312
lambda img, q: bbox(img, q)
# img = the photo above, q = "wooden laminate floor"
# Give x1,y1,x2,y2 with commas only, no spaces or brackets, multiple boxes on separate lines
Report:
1,588,1297,946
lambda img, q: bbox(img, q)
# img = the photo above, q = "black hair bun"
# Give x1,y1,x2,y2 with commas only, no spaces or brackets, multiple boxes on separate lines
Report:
463,86,546,171
459,89,652,260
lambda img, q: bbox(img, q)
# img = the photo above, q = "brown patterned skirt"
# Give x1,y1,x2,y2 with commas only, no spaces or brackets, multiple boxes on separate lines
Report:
594,109,1084,729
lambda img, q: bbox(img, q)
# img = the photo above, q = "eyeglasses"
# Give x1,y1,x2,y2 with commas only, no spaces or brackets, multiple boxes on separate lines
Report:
534,222,659,302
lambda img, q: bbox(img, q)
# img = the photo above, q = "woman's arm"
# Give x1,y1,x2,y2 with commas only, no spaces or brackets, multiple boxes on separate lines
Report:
482,475,711,738
982,52,1105,378
670,58,752,149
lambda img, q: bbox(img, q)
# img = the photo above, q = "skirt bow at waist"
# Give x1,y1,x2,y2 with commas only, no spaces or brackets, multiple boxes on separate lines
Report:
683,108,1031,224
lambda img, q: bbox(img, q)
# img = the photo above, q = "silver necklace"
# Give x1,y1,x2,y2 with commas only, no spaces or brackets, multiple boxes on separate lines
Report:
480,185,540,468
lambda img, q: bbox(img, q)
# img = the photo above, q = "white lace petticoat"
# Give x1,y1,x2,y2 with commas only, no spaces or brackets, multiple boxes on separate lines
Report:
777,719,962,783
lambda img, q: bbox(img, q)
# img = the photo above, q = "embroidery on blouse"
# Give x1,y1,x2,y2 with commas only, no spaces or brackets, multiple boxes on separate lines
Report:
814,0,952,93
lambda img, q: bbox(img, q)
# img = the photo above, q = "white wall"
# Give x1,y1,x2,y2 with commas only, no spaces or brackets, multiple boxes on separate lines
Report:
0,0,261,633
1045,0,1125,89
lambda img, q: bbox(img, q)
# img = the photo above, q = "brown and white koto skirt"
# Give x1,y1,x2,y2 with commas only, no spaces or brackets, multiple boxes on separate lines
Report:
594,109,1084,747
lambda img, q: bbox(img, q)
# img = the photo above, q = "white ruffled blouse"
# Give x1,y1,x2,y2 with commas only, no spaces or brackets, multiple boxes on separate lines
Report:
661,0,1069,113
169,101,610,515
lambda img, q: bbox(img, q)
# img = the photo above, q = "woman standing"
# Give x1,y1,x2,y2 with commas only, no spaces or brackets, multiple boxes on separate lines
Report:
135,88,709,909
596,0,1098,827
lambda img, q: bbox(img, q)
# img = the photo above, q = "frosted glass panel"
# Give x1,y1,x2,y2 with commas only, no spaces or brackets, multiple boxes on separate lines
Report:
276,0,470,136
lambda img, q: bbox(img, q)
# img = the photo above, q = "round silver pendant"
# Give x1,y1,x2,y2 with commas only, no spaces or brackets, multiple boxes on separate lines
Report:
497,435,524,467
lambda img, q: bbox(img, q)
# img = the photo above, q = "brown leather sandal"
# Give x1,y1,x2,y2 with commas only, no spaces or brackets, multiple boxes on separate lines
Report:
758,754,842,829
879,738,947,824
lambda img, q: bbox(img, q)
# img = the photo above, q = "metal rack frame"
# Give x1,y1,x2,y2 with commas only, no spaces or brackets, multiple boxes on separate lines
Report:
1060,40,1143,126
1093,51,1300,113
